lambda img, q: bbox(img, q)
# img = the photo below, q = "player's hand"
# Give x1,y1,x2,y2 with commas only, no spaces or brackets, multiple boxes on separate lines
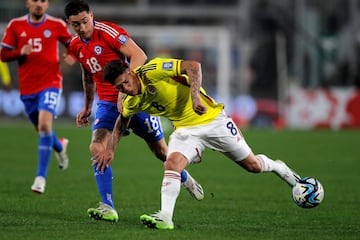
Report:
63,53,77,66
192,96,207,115
20,44,32,56
92,150,115,172
76,109,91,128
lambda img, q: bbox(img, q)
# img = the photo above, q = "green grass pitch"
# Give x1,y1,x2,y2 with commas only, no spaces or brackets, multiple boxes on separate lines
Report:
0,121,359,239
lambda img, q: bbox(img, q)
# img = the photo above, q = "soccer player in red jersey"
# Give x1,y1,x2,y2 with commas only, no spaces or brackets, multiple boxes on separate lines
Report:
65,0,204,222
0,0,74,194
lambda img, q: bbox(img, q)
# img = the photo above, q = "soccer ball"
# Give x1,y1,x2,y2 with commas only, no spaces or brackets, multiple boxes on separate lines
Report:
292,177,324,208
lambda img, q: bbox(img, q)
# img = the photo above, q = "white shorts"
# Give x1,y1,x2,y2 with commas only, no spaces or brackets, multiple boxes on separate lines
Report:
168,111,252,164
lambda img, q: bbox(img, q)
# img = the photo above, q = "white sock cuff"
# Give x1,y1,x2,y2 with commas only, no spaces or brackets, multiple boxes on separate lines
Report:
164,170,181,180
256,154,274,172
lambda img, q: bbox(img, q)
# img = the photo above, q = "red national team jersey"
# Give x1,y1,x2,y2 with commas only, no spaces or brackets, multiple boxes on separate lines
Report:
68,21,130,104
1,14,72,95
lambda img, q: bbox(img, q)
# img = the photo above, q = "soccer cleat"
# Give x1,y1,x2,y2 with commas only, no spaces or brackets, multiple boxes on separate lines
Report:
87,202,119,222
182,170,204,201
140,211,174,230
31,176,46,194
275,160,301,187
55,138,69,170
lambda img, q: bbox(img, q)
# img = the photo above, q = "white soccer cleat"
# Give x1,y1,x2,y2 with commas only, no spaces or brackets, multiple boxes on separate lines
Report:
182,170,204,201
31,176,46,194
275,160,301,187
55,138,69,170
140,211,174,230
87,202,119,222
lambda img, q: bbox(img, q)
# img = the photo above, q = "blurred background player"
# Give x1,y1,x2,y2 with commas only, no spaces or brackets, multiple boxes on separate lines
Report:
0,60,11,90
64,0,204,223
99,57,302,230
0,0,74,194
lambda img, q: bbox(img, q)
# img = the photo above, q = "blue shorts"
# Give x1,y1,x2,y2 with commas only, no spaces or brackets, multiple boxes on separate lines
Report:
92,101,164,143
20,88,61,125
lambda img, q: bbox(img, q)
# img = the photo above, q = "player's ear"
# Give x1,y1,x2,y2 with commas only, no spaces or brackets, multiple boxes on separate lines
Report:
89,11,94,20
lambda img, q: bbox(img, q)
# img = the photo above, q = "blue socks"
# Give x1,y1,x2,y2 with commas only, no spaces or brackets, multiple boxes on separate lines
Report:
180,169,188,183
93,163,114,208
36,132,53,178
51,131,63,153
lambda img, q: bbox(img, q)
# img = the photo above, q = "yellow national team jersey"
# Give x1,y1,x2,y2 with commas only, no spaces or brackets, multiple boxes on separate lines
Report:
122,57,224,128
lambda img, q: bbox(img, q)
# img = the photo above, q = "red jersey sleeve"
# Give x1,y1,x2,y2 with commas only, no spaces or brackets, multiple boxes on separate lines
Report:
96,21,130,52
1,20,18,50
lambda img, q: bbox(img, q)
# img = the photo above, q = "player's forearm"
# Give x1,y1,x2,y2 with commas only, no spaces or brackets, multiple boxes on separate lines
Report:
82,71,95,110
0,48,22,62
108,115,130,152
83,84,95,110
108,116,123,152
185,61,202,101
128,52,147,71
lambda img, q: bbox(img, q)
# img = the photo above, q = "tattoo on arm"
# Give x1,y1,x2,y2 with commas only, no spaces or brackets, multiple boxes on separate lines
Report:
108,115,131,152
181,60,202,99
81,67,95,109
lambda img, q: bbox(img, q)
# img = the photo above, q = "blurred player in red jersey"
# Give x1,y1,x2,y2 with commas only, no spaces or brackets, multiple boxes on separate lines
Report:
0,0,75,194
65,0,204,223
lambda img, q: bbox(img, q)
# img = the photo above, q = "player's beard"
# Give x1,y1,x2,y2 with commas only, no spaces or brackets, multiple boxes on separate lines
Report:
32,13,43,21
32,7,44,21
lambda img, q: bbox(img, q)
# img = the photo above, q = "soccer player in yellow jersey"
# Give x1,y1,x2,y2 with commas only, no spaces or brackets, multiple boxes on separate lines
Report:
96,57,301,230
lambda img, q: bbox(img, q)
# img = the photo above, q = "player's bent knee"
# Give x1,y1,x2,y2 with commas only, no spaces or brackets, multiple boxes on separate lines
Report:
164,153,188,172
89,142,105,156
163,160,177,171
236,158,262,173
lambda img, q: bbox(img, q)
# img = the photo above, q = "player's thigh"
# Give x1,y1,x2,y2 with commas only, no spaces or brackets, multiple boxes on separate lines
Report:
21,94,39,125
201,112,252,162
91,128,112,146
38,88,61,117
92,101,119,132
168,128,205,164
91,102,117,147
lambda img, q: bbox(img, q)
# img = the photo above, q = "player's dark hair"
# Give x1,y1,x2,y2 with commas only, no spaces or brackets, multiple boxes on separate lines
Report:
103,60,128,85
64,0,90,19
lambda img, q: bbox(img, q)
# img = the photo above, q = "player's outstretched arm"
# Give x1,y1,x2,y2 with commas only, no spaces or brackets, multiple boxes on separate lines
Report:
76,67,95,127
92,114,131,172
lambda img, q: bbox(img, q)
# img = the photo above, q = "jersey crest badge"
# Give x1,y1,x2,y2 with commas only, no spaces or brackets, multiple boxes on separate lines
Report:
162,62,173,70
147,85,157,95
94,45,103,55
118,34,128,44
43,30,52,38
